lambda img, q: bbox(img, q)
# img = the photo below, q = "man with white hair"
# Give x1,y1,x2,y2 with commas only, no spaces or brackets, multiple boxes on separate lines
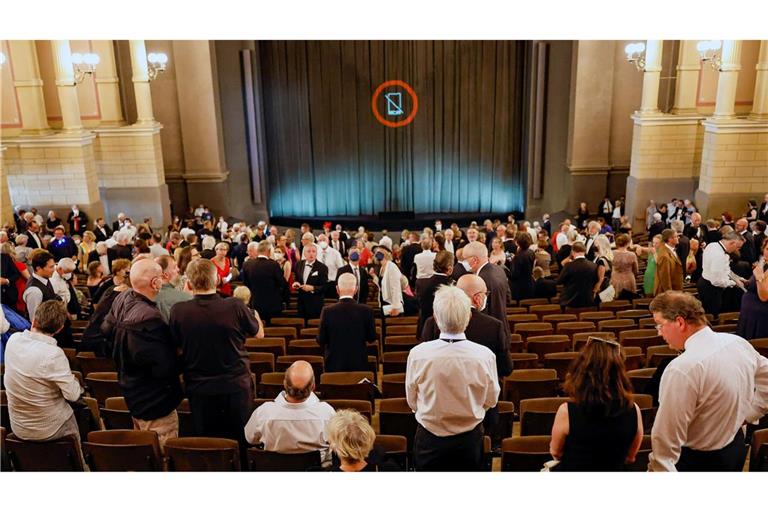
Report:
443,229,455,254
461,241,511,335
378,230,393,251
649,212,665,239
300,231,317,259
406,285,499,471
88,241,114,275
50,258,76,307
113,230,133,260
112,212,128,233
584,221,601,261
14,234,32,264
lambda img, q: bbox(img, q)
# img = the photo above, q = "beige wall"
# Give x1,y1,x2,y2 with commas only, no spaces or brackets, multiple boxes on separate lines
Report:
146,40,185,179
695,39,760,116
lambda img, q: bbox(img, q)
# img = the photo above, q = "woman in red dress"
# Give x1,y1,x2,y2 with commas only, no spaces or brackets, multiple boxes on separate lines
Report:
212,242,233,296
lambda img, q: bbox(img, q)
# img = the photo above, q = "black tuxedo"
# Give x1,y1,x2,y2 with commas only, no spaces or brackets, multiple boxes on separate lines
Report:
337,264,369,304
478,262,512,335
25,230,42,249
532,278,558,299
738,231,756,264
584,235,599,262
416,273,453,340
421,309,513,379
649,222,665,239
557,257,598,308
759,202,768,222
242,256,285,321
684,224,706,241
112,220,127,233
93,225,113,242
317,298,377,372
67,210,88,236
508,250,535,301
112,244,133,261
704,229,722,246
399,243,421,285
88,248,116,270
295,259,328,319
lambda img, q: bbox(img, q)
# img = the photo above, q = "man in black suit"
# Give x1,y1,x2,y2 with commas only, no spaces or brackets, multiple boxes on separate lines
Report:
462,241,511,336
317,273,377,372
684,212,706,242
557,242,598,309
88,241,116,271
329,229,346,258
417,250,454,340
753,221,767,259
758,193,768,222
294,244,328,320
398,232,421,287
242,240,286,323
24,220,43,249
337,247,369,304
66,205,88,237
735,217,757,264
584,221,601,262
112,212,128,233
93,217,113,242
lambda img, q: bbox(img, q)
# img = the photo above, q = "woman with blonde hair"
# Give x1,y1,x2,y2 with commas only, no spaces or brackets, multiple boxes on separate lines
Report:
327,409,398,471
211,241,233,296
549,337,643,471
593,234,614,302
78,230,97,271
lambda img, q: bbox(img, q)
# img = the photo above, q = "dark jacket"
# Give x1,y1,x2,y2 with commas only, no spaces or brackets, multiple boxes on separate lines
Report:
399,243,421,284
478,262,512,335
317,298,377,372
242,256,286,317
93,225,113,242
337,264,369,304
508,250,535,301
557,257,598,308
295,259,329,319
103,289,183,420
421,308,513,379
416,273,453,340
532,277,558,299
48,236,78,261
88,248,116,269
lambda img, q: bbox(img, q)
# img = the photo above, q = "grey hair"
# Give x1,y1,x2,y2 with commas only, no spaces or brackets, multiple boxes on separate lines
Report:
432,285,472,335
653,212,662,221
15,234,28,245
247,241,259,252
57,257,76,272
670,220,684,234
201,235,216,251
301,232,315,242
721,231,744,242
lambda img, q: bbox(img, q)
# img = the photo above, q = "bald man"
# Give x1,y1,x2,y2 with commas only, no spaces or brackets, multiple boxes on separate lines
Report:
317,273,377,372
103,258,183,447
244,361,335,460
461,241,511,335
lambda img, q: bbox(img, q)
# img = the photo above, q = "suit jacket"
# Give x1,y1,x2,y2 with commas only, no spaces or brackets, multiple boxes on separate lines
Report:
452,262,469,281
416,273,453,340
754,233,767,258
684,224,706,241
399,243,421,284
585,235,599,261
649,222,665,239
421,309,513,379
478,262,512,335
295,259,329,318
532,278,558,299
93,225,113,242
704,229,722,245
317,298,376,372
508,250,535,300
738,231,757,264
88,248,117,269
759,202,768,222
675,235,690,277
337,264,369,304
242,256,286,316
329,238,346,258
557,257,598,308
25,230,42,249
654,244,683,294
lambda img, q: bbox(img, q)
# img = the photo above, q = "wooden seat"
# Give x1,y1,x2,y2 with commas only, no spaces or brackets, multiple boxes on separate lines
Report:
165,437,241,471
269,318,305,329
519,298,551,308
645,345,679,368
502,369,559,410
83,430,163,471
247,447,321,471
496,401,516,440
749,428,768,471
245,338,286,358
507,314,540,332
528,304,563,319
287,339,323,357
307,318,321,327
711,324,738,333
599,300,632,312
508,333,524,353
632,298,653,309
619,329,663,353
616,309,652,321
374,434,408,471
519,397,569,435
541,314,578,324
386,325,417,336
385,316,418,325
597,319,637,336
318,371,376,405
579,311,615,322
379,398,417,453
85,372,121,406
248,353,276,385
501,436,552,471
572,331,616,351
100,396,134,430
76,352,117,376
638,317,657,328
263,326,297,341
382,352,409,374
324,399,372,423
514,322,554,340
543,352,578,381
299,327,319,338
526,338,571,361
384,335,419,352
622,346,644,371
258,372,286,399
276,355,324,376
5,433,84,471
564,306,598,315
717,311,740,325
509,352,539,370
381,373,406,399
506,307,528,315
627,368,657,395
750,338,768,358
633,394,657,433
555,321,596,338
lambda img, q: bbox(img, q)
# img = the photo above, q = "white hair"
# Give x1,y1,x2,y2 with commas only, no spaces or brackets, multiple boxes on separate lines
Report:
115,231,131,244
15,234,28,245
337,273,357,292
432,285,472,335
57,257,76,272
653,212,662,221
202,235,216,251
301,232,315,242
670,220,684,234
247,241,259,252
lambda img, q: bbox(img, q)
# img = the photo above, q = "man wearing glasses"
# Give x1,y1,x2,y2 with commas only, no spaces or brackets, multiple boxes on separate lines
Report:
648,291,768,471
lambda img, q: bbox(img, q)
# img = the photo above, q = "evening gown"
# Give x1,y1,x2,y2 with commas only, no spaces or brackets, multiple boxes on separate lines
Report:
736,265,768,340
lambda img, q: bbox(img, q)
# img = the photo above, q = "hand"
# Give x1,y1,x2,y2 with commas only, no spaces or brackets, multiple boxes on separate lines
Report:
754,265,766,282
389,309,400,317
0,277,8,286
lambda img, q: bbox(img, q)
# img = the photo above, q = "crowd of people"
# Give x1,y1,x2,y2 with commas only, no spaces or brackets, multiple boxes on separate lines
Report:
1,198,767,472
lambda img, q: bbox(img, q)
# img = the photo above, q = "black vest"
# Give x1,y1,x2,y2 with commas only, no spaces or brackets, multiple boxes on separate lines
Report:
25,275,74,348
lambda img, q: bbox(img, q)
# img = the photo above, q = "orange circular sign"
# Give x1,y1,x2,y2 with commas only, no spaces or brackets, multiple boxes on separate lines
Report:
371,79,419,128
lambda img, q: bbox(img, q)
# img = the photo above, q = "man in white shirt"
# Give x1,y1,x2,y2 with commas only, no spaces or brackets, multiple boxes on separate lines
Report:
50,257,76,305
414,237,437,284
378,230,393,251
648,291,768,471
149,232,170,258
4,300,83,442
696,231,745,317
244,361,335,460
316,233,344,297
406,285,499,471
443,229,455,254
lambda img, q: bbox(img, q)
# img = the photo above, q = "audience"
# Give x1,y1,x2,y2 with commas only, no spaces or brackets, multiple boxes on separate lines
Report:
416,250,454,338
737,238,768,340
336,247,369,303
294,244,329,320
462,241,511,335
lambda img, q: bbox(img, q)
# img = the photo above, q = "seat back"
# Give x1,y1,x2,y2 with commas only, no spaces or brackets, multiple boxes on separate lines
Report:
247,447,321,471
381,373,406,399
100,396,134,430
287,339,323,357
248,352,276,385
385,316,418,325
5,433,84,471
320,371,374,385
508,353,539,370
269,318,305,329
85,372,121,405
165,437,241,471
263,326,298,340
245,338,286,358
540,314,578,324
528,304,563,319
83,429,162,471
324,399,372,423
579,311,615,322
501,436,552,471
572,331,616,351
597,319,637,335
619,329,663,352
384,335,420,353
374,434,408,471
379,398,417,452
555,321,596,338
386,325,417,336
750,428,768,472
76,353,117,376
616,309,652,320
542,352,578,381
527,339,570,360
258,372,286,399
627,368,657,395
519,397,569,436
622,346,644,371
513,322,554,340
503,369,559,409
645,345,679,368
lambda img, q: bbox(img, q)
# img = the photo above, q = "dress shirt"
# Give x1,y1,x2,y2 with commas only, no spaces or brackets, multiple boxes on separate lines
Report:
99,253,111,275
701,242,735,288
50,272,71,304
649,327,768,472
149,244,170,257
406,332,499,437
318,247,344,281
555,232,569,249
4,329,83,439
414,250,436,279
22,273,51,320
445,240,455,253
244,391,335,460
303,261,314,283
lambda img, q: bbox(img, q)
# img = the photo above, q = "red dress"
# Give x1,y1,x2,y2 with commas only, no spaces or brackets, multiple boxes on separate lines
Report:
14,261,27,314
213,257,232,296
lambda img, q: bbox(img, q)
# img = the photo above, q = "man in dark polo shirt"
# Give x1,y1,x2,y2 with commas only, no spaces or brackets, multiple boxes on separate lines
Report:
169,258,260,445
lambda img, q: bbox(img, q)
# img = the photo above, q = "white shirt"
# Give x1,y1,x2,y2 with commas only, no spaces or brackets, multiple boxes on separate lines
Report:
444,240,455,253
243,391,335,460
406,332,499,437
701,242,736,288
555,232,569,248
612,206,622,219
414,250,436,279
50,272,71,304
149,243,170,258
379,235,393,251
378,260,404,314
22,273,52,320
317,246,344,281
4,330,83,440
99,253,112,275
649,327,768,471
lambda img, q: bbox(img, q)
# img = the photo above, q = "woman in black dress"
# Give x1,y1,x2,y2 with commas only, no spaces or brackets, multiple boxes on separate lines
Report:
508,232,535,301
737,238,768,340
550,336,643,471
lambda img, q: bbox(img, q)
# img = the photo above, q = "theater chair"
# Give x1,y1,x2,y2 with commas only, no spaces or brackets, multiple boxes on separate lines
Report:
500,436,552,471
83,430,163,471
165,437,241,471
5,433,84,471
374,435,408,471
247,447,321,471
519,397,569,436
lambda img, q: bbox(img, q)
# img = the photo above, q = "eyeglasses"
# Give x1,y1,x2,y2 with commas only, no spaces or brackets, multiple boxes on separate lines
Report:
587,336,621,348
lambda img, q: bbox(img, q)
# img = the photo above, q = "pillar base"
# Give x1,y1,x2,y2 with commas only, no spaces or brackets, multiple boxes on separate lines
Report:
694,189,759,220
100,183,171,229
625,175,699,232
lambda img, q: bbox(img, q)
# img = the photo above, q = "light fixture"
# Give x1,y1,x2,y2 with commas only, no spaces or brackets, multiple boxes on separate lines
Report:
0,51,6,66
624,42,646,71
146,52,168,80
71,52,100,83
697,40,722,70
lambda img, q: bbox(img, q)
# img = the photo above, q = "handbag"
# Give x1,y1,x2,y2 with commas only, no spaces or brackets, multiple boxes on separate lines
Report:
598,284,616,303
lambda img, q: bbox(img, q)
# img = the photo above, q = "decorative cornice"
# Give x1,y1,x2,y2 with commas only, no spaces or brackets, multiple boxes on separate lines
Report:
181,171,231,183
701,118,768,133
2,132,97,148
632,112,705,126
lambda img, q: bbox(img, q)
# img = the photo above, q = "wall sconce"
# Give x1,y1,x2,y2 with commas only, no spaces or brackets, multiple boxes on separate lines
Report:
624,42,646,71
697,40,722,70
71,52,100,83
0,52,6,67
147,52,168,80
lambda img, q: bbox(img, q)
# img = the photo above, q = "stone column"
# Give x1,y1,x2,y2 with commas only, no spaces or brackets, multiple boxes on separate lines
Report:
750,40,768,120
7,40,52,135
92,40,125,126
712,40,742,119
672,40,702,115
129,40,157,125
0,146,14,226
638,40,663,115
50,40,84,132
